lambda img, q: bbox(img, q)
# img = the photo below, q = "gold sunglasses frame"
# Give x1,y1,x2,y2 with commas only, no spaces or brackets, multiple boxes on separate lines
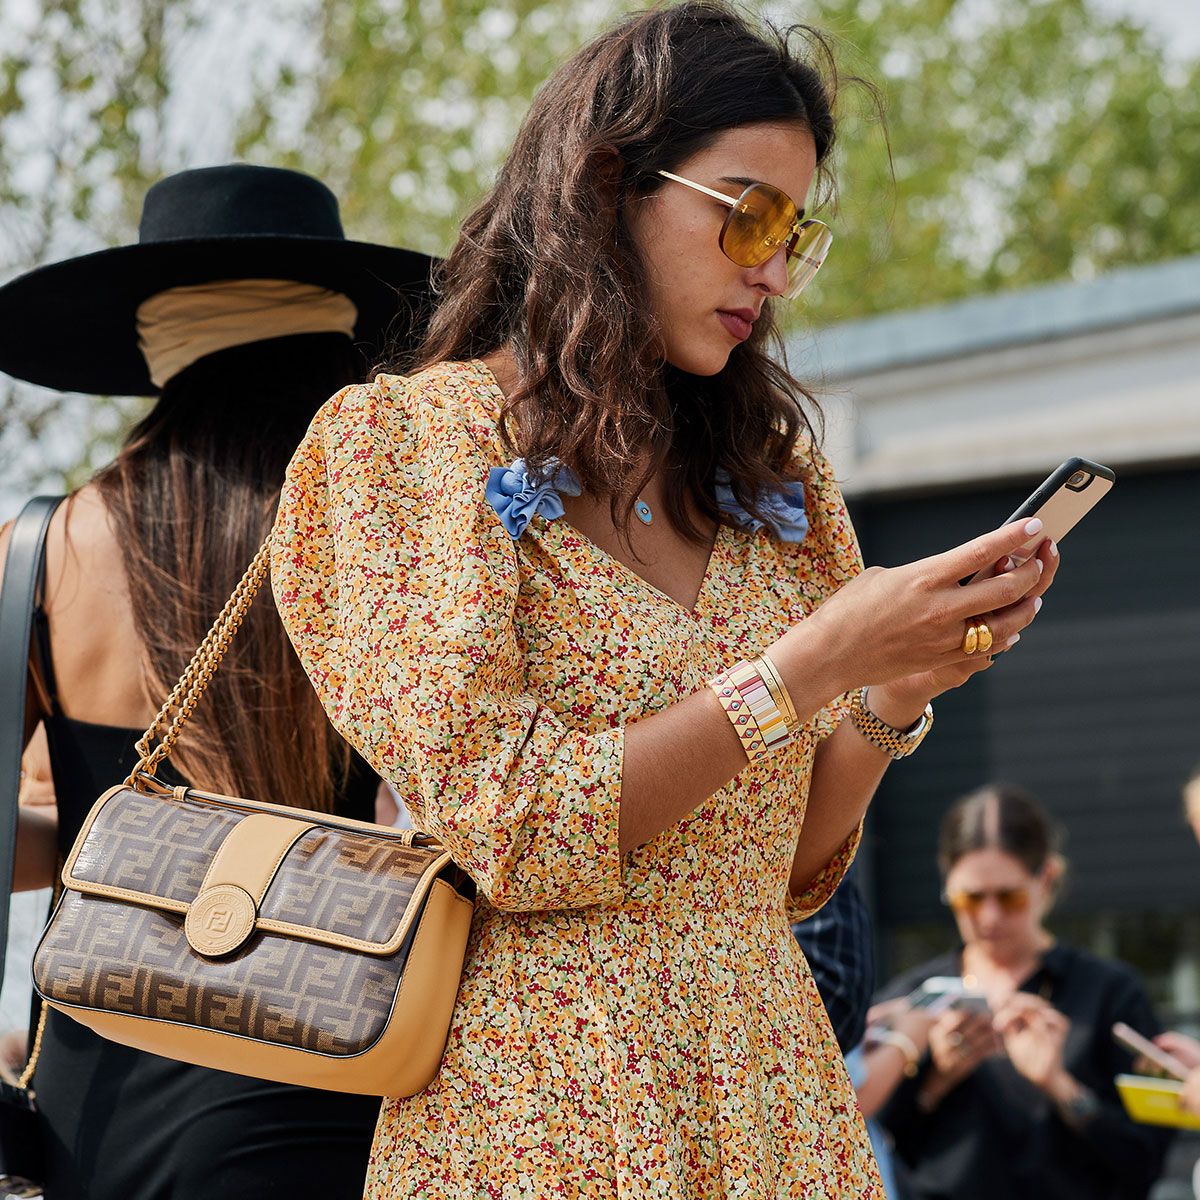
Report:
656,169,831,298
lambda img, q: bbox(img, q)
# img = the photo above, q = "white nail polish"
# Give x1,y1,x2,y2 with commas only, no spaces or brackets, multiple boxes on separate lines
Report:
1036,559,1044,576
1024,518,1043,536
1006,633,1021,648
1033,597,1043,613
1049,540,1059,558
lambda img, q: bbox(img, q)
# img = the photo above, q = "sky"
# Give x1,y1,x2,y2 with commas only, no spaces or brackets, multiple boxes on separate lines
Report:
1098,0,1200,55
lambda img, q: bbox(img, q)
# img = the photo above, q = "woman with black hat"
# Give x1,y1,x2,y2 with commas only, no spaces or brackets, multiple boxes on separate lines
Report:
1,163,433,1200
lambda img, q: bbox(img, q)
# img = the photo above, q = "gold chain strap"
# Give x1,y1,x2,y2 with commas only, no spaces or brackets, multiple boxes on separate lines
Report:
16,1003,47,1089
16,860,62,1090
126,533,273,788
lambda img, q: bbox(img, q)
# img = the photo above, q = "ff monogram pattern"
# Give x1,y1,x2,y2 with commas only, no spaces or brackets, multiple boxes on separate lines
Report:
270,360,882,1198
71,789,239,902
36,891,409,1054
35,787,443,1055
258,824,428,945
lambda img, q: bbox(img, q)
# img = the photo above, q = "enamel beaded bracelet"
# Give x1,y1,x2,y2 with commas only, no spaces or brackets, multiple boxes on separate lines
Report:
708,655,795,762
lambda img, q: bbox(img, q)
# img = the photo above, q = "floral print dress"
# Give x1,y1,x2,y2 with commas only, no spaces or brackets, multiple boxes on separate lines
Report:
271,360,883,1199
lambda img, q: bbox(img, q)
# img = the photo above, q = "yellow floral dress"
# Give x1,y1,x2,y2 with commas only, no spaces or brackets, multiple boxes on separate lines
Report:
271,360,882,1199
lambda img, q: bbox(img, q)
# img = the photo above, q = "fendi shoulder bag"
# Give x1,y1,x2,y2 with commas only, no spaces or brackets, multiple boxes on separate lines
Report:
32,532,475,1097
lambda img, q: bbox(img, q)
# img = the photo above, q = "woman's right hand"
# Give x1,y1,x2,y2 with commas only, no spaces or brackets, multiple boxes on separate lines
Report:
774,518,1050,701
919,1009,1003,1109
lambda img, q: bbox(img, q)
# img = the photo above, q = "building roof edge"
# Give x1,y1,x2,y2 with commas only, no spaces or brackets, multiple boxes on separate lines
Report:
793,254,1200,380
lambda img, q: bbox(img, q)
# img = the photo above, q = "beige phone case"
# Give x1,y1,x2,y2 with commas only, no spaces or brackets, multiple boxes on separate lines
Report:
1009,470,1113,564
969,458,1114,582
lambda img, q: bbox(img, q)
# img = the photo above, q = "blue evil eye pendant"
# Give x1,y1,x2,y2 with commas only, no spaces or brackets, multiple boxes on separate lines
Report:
635,498,654,526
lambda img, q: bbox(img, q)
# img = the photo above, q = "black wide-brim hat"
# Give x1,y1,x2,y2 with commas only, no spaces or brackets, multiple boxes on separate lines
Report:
0,164,438,396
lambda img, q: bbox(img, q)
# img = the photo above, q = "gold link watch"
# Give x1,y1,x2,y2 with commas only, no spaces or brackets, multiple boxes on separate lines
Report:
847,687,934,760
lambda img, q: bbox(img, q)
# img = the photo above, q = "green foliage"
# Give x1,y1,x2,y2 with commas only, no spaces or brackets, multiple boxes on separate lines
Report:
236,0,638,255
234,0,1200,325
1,0,1198,505
802,0,1200,321
0,0,191,507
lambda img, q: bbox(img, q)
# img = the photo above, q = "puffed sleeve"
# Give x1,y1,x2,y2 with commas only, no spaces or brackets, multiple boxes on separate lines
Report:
271,375,625,913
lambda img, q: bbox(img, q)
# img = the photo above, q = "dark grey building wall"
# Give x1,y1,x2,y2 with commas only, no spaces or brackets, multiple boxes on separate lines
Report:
851,464,1200,974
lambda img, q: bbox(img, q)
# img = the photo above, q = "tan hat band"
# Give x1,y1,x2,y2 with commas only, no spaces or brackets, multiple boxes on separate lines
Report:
136,279,358,388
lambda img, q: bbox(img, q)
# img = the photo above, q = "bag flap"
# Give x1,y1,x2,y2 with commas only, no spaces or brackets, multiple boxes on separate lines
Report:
62,785,456,956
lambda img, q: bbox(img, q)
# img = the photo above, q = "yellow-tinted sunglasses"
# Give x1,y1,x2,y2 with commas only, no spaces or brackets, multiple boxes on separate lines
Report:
657,169,832,299
943,887,1032,916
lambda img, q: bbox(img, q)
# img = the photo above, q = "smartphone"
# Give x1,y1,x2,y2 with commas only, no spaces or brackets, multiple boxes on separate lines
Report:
965,457,1115,585
1112,1022,1190,1082
907,977,989,1016
948,993,991,1016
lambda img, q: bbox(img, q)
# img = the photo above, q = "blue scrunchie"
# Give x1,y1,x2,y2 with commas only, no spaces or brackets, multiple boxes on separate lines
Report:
486,458,582,540
487,459,807,544
714,475,809,543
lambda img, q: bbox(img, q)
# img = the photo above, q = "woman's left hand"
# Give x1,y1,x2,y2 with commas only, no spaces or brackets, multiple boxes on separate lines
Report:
1153,1031,1200,1072
867,538,1059,722
993,992,1071,1093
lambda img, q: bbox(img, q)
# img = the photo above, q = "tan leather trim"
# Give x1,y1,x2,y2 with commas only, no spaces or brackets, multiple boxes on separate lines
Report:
180,784,430,846
46,879,474,1097
57,877,190,915
198,812,315,907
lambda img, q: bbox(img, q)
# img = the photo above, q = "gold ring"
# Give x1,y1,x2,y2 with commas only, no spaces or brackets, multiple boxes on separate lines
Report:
962,624,979,655
976,622,994,654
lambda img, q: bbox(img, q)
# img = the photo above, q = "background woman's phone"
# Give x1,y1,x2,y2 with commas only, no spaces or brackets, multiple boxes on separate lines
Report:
964,457,1115,585
1112,1022,1190,1081
907,976,990,1016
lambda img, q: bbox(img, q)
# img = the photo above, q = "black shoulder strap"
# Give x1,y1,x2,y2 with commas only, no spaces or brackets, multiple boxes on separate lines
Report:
0,496,65,992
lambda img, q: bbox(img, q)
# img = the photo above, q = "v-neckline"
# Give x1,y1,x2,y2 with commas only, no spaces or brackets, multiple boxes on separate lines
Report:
466,357,726,619
548,515,727,619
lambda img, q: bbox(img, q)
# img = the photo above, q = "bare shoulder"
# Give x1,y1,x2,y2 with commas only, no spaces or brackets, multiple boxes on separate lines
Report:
41,483,149,725
45,484,126,598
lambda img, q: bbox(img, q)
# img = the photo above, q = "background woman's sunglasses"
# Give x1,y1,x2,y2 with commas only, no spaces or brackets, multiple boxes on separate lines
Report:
943,887,1031,916
657,169,832,300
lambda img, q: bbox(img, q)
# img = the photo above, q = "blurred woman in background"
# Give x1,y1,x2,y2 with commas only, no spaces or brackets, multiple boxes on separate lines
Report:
876,782,1171,1200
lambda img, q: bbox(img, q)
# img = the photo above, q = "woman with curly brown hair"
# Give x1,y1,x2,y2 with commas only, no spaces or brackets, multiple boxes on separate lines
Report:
271,4,1059,1196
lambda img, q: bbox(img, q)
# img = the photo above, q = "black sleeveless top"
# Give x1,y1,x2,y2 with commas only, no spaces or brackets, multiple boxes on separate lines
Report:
29,598,383,1200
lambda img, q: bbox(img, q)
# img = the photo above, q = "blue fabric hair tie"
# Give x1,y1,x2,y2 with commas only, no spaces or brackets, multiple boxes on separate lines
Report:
486,458,582,540
714,475,809,543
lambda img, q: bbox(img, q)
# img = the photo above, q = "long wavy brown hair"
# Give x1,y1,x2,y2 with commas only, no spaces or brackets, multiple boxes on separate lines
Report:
93,332,358,810
405,1,855,540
